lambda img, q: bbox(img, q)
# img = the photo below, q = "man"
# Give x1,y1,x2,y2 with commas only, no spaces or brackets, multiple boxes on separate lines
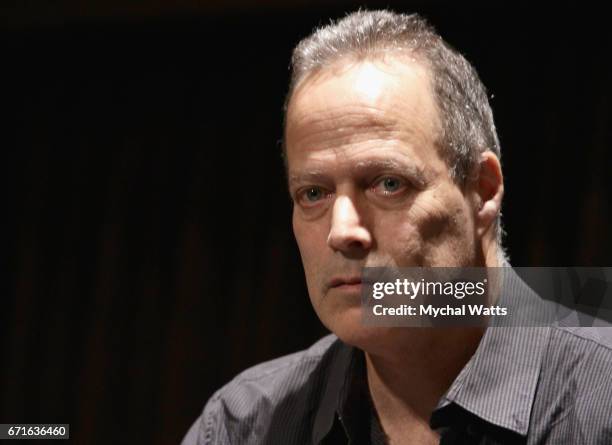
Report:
183,10,612,444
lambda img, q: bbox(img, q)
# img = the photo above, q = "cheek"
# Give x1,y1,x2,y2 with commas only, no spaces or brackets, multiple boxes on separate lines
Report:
292,213,329,288
374,188,476,266
293,215,322,261
415,189,476,264
374,214,423,265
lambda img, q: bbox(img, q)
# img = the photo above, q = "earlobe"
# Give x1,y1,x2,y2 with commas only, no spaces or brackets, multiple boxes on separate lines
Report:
474,151,504,237
479,200,499,224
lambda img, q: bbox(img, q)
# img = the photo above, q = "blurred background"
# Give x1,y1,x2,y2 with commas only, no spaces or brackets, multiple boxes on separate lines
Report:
2,1,611,443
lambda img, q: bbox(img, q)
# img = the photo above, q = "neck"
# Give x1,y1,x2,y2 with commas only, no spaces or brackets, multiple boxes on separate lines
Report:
364,329,483,441
365,327,483,423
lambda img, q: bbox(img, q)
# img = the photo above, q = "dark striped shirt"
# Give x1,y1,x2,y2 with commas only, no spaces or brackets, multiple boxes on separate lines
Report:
183,272,612,444
183,325,612,444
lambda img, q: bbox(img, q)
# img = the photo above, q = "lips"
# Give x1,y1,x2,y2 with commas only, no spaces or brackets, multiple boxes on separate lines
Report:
328,276,362,289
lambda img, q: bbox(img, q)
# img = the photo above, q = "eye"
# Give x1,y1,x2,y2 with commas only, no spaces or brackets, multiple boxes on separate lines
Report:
372,176,405,196
296,186,331,207
305,187,324,201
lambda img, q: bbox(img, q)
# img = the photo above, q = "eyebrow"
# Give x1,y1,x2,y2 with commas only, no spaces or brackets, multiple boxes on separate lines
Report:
353,159,428,188
288,171,326,188
288,158,429,190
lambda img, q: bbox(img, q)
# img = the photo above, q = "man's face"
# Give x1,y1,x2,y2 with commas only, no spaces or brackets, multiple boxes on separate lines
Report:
285,57,482,346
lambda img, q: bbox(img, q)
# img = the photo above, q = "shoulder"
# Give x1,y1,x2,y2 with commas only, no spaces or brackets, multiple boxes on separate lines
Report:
552,326,612,348
546,326,612,367
534,327,612,441
182,334,345,445
547,327,612,393
543,326,612,383
227,333,340,386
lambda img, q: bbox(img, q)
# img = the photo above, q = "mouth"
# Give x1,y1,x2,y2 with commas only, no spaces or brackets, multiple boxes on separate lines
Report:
328,276,363,290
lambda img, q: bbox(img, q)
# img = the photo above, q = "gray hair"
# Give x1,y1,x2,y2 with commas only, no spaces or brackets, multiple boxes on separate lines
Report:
284,9,506,255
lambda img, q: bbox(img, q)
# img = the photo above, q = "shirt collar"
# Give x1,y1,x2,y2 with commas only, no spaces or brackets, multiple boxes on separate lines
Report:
313,344,383,444
312,339,353,444
435,326,550,435
435,266,552,435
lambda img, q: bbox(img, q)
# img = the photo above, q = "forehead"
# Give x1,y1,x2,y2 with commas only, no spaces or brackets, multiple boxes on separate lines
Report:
285,56,442,169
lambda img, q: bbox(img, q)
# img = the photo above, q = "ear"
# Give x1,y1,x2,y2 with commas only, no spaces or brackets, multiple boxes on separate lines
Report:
472,151,504,238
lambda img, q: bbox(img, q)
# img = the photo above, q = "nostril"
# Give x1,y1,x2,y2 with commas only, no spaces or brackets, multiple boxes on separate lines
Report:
327,227,373,254
348,239,366,249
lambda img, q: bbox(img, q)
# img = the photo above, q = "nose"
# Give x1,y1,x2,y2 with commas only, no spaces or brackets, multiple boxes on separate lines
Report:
327,195,373,254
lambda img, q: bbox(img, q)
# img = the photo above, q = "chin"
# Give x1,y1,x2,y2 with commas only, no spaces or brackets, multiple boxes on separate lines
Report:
324,308,399,353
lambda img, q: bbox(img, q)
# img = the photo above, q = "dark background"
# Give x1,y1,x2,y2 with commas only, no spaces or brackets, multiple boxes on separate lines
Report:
2,1,611,444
